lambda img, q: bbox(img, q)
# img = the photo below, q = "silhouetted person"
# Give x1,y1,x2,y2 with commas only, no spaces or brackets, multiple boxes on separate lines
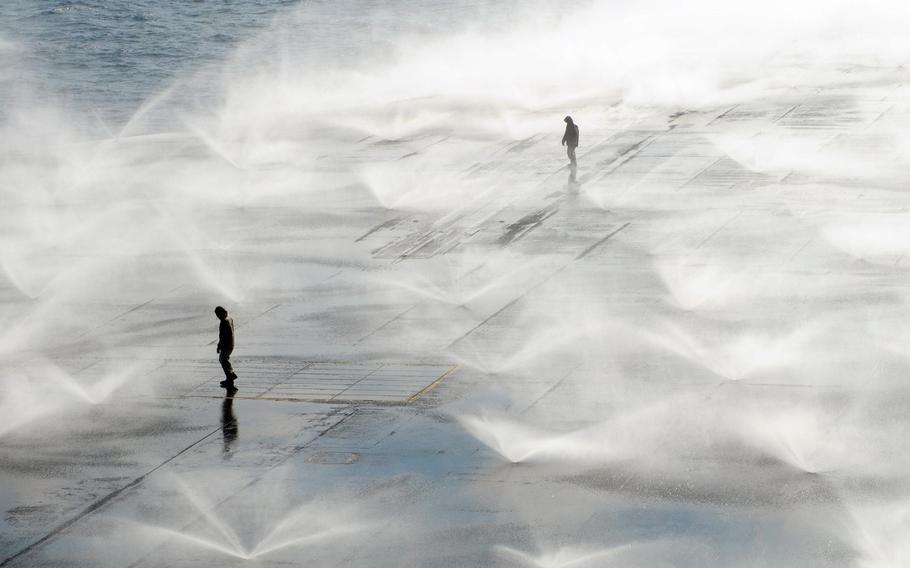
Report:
562,116,579,165
221,397,238,457
215,306,237,392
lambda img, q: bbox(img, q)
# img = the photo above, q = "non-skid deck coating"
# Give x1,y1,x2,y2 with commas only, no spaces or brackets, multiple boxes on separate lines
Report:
185,361,457,403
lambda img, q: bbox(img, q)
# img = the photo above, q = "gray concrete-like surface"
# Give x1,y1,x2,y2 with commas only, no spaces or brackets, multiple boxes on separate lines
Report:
6,64,910,567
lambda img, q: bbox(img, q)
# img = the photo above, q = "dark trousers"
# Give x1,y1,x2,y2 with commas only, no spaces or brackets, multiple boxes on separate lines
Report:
219,350,235,381
567,145,577,165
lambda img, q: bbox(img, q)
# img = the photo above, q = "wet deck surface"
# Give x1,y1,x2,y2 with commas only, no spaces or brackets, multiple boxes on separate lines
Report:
4,69,910,566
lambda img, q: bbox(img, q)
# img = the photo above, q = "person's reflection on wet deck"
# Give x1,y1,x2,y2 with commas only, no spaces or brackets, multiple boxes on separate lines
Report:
221,397,238,458
567,164,580,194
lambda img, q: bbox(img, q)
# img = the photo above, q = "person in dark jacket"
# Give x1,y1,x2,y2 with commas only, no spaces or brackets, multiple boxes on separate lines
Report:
561,116,579,165
215,306,238,391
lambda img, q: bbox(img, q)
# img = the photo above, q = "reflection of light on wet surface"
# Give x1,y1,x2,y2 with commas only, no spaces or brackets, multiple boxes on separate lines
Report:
497,544,631,567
